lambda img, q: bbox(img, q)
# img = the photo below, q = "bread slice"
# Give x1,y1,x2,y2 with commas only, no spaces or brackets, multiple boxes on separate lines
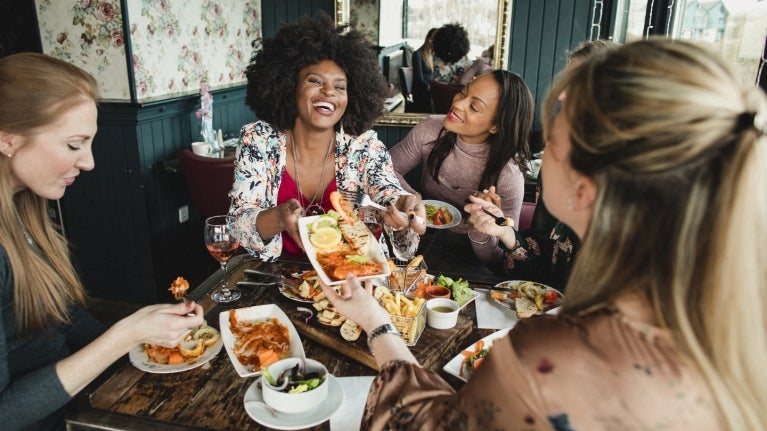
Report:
317,308,347,327
338,219,371,255
340,319,362,341
515,296,539,319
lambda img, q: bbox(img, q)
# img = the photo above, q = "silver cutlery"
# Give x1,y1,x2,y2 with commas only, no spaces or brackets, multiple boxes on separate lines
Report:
236,280,278,287
481,207,514,227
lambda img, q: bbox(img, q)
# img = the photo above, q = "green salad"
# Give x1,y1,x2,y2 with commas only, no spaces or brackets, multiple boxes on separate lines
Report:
435,275,473,306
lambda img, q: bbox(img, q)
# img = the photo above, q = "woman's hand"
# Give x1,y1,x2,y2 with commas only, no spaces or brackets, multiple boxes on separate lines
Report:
319,275,392,333
379,194,427,235
465,194,509,238
474,185,502,208
121,301,205,348
276,199,304,249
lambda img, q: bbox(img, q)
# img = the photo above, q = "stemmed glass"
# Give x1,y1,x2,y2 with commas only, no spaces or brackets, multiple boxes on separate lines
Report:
204,215,242,303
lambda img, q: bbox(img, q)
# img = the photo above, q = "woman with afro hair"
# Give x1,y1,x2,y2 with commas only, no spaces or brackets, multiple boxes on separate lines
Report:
431,23,472,84
230,14,426,260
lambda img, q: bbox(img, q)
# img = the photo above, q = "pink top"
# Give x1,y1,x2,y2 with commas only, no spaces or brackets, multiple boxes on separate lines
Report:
390,115,525,263
276,170,337,256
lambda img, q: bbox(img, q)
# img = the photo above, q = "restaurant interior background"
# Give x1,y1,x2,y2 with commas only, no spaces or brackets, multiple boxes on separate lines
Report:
0,0,765,304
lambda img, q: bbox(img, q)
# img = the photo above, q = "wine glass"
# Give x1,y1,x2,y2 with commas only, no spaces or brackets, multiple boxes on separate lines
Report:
204,215,241,303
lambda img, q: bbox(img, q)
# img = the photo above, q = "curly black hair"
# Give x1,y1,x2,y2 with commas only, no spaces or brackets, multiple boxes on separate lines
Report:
432,23,470,64
245,14,388,135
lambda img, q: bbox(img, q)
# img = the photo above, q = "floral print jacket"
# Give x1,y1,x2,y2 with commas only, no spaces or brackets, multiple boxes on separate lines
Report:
229,120,417,261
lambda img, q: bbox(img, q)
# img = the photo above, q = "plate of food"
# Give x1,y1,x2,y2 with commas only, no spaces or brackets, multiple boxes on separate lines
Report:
219,304,306,378
490,280,563,319
422,200,461,229
130,323,223,374
278,271,323,303
298,194,390,286
443,327,511,382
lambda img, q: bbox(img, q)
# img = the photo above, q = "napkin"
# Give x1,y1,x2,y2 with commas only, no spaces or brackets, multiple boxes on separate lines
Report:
473,289,519,329
330,376,375,431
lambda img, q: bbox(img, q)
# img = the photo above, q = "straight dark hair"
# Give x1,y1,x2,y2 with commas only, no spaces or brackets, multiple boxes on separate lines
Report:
427,70,534,189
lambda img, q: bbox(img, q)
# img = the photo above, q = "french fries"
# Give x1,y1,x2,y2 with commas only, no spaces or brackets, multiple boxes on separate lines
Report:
374,285,426,345
387,256,427,292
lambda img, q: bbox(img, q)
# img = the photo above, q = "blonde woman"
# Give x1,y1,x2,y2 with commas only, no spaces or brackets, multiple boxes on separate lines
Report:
322,39,767,430
0,53,204,430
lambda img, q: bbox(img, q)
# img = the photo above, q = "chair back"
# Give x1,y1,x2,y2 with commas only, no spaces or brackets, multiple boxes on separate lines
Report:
429,80,463,114
178,148,235,220
399,67,414,99
518,201,536,231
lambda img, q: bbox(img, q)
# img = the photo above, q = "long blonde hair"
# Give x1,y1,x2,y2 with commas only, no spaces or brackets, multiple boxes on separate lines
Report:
0,53,98,335
420,28,437,72
545,39,767,430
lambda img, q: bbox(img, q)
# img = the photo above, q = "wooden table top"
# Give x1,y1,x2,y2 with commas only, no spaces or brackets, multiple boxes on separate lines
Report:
66,254,498,431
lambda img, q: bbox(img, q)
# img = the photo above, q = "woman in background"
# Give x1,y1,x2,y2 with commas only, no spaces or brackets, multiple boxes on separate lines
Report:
322,39,767,430
391,70,534,264
231,14,425,261
410,28,437,112
467,39,619,291
431,23,471,84
0,53,203,431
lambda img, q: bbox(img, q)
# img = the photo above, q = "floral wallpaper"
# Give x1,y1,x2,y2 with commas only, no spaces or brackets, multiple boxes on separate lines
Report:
36,0,262,102
37,0,131,100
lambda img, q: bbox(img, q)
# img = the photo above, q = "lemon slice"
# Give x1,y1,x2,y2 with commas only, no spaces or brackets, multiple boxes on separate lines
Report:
310,226,342,249
311,215,338,232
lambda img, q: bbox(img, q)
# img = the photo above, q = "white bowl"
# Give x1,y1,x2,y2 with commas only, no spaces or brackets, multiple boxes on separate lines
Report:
261,358,328,414
426,298,459,329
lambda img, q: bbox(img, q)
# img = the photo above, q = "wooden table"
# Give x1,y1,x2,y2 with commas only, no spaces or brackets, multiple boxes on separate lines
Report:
66,255,498,431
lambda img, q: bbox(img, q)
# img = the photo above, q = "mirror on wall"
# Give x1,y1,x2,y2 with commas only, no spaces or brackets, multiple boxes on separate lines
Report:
337,0,511,126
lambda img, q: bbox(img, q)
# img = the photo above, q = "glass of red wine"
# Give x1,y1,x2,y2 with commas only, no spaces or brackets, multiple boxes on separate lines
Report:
204,215,241,303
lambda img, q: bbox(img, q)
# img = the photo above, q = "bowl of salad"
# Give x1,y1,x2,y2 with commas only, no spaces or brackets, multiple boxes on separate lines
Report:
260,357,328,414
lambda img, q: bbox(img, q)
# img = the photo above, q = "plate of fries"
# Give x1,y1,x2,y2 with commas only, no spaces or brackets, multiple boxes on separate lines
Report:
130,324,223,374
373,285,427,346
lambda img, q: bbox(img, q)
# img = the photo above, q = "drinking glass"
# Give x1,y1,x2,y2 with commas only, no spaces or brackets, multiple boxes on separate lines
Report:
204,215,241,303
357,207,383,241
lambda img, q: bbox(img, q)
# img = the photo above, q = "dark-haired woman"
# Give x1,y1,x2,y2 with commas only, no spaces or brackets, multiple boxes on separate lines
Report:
230,14,425,261
390,70,534,263
431,23,471,84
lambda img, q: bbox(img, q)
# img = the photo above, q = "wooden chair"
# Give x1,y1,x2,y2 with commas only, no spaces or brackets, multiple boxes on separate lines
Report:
178,148,235,220
429,80,463,114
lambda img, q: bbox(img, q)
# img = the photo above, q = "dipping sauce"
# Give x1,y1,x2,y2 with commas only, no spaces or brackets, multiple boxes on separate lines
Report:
430,305,457,313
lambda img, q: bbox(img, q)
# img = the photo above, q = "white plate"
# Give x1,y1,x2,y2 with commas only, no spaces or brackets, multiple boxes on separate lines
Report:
492,280,563,314
422,200,462,229
129,334,223,374
278,276,315,304
219,304,306,377
442,327,512,382
455,289,481,310
298,215,390,286
243,374,344,430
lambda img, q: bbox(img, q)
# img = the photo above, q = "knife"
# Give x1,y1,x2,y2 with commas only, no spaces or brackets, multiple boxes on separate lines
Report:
244,269,285,279
236,280,278,287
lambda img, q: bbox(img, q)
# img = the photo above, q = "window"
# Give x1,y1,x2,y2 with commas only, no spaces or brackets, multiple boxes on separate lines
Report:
608,0,767,84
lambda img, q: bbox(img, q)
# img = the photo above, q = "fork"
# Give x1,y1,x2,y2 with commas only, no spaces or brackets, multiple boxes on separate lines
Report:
437,176,503,199
342,190,411,219
481,207,514,227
